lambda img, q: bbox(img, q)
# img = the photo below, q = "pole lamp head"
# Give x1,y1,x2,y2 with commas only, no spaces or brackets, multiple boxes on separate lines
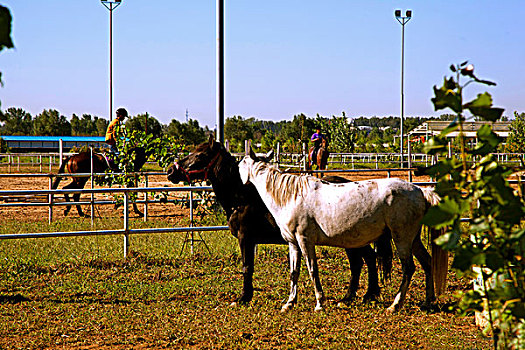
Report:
406,10,412,18
395,9,401,18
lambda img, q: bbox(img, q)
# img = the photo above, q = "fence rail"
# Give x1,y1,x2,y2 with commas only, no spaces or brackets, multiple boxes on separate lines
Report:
0,185,229,257
2,151,522,257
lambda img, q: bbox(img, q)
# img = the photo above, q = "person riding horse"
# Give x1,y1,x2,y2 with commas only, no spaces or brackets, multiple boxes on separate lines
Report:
106,107,128,154
105,107,128,169
310,126,325,166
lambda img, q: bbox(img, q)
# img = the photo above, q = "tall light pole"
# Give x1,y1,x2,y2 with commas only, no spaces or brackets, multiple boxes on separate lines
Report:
216,0,225,143
101,0,122,121
395,9,411,168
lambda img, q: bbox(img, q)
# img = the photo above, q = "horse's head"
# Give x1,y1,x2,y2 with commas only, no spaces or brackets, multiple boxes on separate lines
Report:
167,135,222,184
238,154,256,185
238,147,273,184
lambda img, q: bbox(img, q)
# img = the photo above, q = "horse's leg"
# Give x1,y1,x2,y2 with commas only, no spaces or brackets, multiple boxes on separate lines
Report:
62,181,76,216
282,242,301,312
412,234,435,309
296,237,324,312
339,248,364,305
232,235,256,305
73,192,85,217
386,243,415,313
361,245,380,302
73,178,89,217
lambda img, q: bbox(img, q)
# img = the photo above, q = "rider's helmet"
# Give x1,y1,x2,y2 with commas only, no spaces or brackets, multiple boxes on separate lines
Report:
116,108,128,120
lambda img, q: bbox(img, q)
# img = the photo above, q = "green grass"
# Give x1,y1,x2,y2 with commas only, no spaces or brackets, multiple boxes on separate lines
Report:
0,217,491,349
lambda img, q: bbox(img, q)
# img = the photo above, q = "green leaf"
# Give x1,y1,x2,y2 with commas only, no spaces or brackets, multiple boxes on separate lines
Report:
422,204,457,228
469,218,489,233
432,80,462,113
484,252,505,271
509,228,525,241
477,124,501,147
440,119,460,136
464,92,493,108
423,136,448,155
452,246,478,271
0,6,14,52
511,301,525,318
467,106,504,122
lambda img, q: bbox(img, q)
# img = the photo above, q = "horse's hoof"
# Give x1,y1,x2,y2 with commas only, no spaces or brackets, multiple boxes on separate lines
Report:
314,305,324,312
337,302,348,308
230,301,239,308
362,294,379,303
385,305,398,314
281,303,294,313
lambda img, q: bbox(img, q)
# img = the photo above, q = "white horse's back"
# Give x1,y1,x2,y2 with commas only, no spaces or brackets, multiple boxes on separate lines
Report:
301,178,427,247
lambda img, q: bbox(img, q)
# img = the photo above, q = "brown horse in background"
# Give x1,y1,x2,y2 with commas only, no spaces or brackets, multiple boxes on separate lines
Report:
306,138,329,177
51,148,148,217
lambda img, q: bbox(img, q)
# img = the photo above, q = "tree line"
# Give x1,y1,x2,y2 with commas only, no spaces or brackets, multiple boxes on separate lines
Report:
1,106,520,153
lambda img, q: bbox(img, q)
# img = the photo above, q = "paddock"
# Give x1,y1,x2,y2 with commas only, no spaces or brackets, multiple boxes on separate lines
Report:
0,151,497,349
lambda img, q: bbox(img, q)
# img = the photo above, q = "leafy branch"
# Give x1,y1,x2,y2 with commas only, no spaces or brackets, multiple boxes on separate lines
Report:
423,62,524,349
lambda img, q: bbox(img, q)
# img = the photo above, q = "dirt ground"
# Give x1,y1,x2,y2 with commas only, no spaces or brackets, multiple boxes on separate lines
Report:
0,171,187,223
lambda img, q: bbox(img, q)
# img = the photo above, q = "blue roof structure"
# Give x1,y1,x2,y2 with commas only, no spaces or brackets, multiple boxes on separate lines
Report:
1,135,104,142
1,135,107,152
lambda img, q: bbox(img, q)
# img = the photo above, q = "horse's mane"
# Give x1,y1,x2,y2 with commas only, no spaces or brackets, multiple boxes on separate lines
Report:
252,161,319,207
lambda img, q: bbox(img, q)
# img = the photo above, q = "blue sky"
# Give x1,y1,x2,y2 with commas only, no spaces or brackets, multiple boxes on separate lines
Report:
1,1,524,128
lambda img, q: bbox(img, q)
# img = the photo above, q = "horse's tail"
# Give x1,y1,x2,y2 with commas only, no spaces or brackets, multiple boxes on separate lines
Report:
376,229,393,283
420,186,448,296
51,157,69,189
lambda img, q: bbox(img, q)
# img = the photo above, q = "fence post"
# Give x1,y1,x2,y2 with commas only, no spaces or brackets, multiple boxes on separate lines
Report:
408,137,412,182
123,191,130,258
48,176,53,224
39,155,43,173
90,147,95,226
143,173,148,222
59,139,63,168
189,188,195,254
276,142,280,168
302,142,307,171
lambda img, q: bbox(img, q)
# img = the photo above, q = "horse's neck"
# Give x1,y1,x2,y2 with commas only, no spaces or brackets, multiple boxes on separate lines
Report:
248,170,283,219
207,152,245,216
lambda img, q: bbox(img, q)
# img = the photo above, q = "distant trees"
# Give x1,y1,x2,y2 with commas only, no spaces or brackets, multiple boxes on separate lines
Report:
126,113,163,139
0,107,32,135
166,118,207,146
33,109,71,136
506,111,525,153
5,103,518,154
71,114,107,136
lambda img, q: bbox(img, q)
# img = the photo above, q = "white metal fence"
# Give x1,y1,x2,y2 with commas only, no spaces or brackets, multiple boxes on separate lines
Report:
0,184,229,257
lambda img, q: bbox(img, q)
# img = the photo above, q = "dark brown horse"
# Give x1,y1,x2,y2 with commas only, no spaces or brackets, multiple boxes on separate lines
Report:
52,148,148,217
167,136,392,305
307,138,329,177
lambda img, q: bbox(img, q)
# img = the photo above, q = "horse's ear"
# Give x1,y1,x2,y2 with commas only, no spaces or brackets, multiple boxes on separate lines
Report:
249,146,257,159
265,149,274,161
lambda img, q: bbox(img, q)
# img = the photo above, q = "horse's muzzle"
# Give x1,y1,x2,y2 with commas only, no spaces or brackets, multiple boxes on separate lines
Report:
166,163,182,183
